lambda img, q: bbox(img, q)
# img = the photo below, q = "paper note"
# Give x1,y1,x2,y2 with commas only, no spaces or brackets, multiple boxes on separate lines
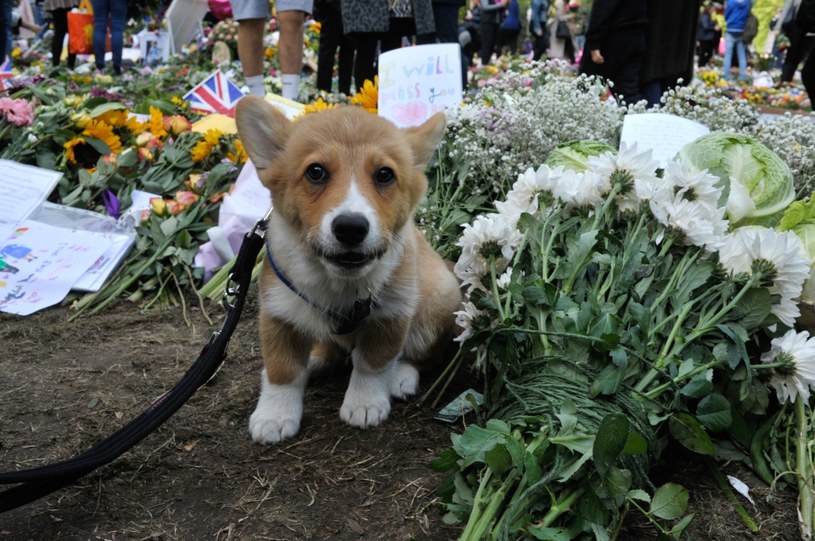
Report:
619,113,710,169
0,221,111,315
377,43,463,128
29,203,135,293
0,160,62,225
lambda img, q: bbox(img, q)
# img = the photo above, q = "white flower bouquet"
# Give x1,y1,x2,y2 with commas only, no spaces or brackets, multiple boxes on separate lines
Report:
431,141,815,539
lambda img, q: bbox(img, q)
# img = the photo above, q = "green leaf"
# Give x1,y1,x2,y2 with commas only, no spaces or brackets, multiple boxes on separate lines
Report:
454,424,506,468
485,443,513,476
622,431,648,455
669,513,695,537
696,393,733,432
680,370,714,399
528,526,571,541
593,414,630,477
669,413,715,455
728,287,773,330
430,448,459,472
160,217,179,237
649,483,689,520
89,101,126,117
84,136,112,156
627,489,651,503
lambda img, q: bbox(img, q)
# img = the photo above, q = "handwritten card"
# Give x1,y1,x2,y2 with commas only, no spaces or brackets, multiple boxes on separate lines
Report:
0,221,111,315
619,113,710,169
377,43,463,128
0,160,62,225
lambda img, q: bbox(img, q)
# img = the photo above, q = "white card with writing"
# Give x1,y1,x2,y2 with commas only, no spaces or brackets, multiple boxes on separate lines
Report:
619,113,710,169
377,43,463,128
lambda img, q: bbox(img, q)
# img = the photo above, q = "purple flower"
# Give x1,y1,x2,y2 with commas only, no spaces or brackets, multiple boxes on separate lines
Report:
102,189,121,219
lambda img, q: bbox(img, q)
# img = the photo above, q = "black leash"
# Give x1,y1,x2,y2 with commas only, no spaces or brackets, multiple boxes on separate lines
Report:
0,214,269,513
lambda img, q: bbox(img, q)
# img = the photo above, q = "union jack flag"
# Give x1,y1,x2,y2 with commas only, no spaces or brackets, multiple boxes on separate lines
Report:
183,70,245,117
0,57,13,91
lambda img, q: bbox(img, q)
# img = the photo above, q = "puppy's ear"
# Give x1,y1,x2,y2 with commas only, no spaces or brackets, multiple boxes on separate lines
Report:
235,96,291,169
405,112,447,169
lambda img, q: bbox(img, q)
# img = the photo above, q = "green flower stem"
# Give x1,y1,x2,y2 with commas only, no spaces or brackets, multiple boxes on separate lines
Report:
539,487,585,528
466,470,520,541
642,360,721,400
460,468,494,540
706,458,759,533
634,302,694,393
489,257,507,322
636,274,760,394
796,398,814,540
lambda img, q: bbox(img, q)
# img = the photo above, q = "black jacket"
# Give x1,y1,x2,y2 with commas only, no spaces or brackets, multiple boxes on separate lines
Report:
584,0,648,52
798,0,815,33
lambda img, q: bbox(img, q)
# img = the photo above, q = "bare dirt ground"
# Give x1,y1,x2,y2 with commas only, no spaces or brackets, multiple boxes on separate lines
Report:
0,292,802,541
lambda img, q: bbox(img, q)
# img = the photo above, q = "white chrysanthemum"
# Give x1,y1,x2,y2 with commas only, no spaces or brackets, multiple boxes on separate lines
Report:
586,142,660,213
649,198,728,251
718,227,810,327
496,267,513,290
554,169,606,209
663,160,723,210
454,301,487,343
454,213,523,291
761,329,815,403
496,168,548,223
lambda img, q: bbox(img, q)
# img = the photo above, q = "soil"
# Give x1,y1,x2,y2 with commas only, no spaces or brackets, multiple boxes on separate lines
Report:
0,293,802,541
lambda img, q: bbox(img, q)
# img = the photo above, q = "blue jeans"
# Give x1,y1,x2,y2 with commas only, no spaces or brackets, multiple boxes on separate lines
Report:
723,30,747,81
90,0,126,72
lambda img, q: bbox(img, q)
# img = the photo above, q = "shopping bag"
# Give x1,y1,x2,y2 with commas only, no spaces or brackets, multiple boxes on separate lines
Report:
67,0,111,55
67,10,94,54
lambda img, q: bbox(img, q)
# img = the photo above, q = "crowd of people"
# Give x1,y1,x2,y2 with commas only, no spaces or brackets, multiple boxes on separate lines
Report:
227,0,813,106
1,0,812,107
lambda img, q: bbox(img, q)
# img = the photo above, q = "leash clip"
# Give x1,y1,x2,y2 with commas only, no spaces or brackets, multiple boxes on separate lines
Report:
220,206,273,312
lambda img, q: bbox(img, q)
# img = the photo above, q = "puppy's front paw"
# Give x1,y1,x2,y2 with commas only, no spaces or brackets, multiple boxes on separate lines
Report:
340,392,391,428
389,362,419,399
249,370,306,444
340,364,391,428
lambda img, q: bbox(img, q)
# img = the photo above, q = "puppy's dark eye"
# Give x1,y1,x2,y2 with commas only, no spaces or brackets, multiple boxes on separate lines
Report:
374,167,395,186
305,163,328,184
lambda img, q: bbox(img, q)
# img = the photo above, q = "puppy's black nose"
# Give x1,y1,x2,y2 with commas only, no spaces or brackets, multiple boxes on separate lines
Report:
332,213,369,246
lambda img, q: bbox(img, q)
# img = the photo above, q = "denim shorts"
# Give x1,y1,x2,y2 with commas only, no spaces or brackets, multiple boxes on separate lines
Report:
230,0,313,20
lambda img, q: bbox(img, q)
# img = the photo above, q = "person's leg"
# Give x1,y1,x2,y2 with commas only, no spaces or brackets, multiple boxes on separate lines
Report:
781,27,807,82
90,0,109,70
801,48,815,109
722,31,735,80
230,0,271,95
734,33,747,81
109,0,126,73
50,8,66,66
316,11,340,92
353,32,378,91
337,33,355,94
478,21,497,65
277,3,311,101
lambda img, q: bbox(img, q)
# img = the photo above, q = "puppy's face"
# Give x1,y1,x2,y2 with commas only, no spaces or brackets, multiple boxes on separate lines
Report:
236,98,446,276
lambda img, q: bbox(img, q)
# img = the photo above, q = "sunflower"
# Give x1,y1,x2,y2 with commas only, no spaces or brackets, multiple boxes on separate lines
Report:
191,129,224,162
64,136,87,164
349,75,378,114
226,139,247,164
148,106,168,139
303,97,336,115
83,120,122,154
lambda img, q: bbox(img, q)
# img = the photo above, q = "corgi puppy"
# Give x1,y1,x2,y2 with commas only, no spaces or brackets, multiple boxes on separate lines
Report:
235,97,462,444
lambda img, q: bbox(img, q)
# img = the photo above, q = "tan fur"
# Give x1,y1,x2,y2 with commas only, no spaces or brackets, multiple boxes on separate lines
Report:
236,97,461,442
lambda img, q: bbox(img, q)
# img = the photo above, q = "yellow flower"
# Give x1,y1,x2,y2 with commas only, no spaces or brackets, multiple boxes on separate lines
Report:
191,129,223,162
10,48,20,59
64,137,86,164
83,120,122,154
171,96,185,106
226,139,247,164
71,110,92,129
303,97,337,115
349,75,378,114
311,21,321,33
148,106,168,139
265,47,275,61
